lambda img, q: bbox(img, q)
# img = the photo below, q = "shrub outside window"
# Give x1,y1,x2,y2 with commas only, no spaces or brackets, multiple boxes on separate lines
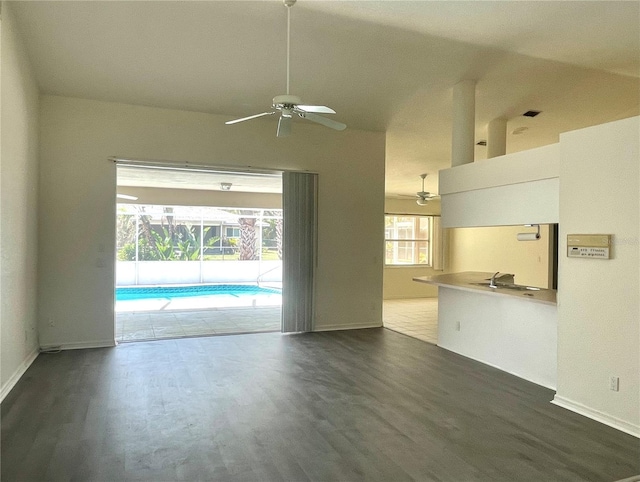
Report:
385,215,432,266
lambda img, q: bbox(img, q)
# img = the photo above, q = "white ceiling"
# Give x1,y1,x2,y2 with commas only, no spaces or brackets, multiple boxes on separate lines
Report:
11,1,640,196
117,166,283,193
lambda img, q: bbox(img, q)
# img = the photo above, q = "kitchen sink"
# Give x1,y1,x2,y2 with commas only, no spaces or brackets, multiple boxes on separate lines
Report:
470,281,541,291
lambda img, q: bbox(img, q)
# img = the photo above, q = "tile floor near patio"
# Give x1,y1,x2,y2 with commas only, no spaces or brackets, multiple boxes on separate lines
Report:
383,297,438,344
116,306,282,343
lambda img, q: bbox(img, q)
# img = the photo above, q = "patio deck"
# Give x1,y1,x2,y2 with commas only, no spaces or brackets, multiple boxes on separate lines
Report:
116,306,282,342
115,286,283,342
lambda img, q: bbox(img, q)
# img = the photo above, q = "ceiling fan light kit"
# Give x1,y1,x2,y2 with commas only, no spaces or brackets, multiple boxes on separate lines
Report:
415,173,439,205
225,0,346,137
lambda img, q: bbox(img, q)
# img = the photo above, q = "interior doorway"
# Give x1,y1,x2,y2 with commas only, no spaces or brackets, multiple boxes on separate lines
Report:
114,163,283,343
382,214,441,345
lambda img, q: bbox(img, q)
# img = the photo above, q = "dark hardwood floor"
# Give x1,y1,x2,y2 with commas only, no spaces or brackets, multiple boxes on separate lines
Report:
2,328,639,481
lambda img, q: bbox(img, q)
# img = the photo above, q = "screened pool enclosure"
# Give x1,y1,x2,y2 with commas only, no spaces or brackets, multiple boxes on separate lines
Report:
116,204,283,287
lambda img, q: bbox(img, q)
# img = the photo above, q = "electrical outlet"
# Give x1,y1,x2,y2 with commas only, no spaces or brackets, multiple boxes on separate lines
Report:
455,321,461,331
48,317,55,328
609,376,620,392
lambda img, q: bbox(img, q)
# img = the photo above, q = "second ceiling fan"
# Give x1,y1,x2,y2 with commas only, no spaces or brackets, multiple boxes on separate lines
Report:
225,0,346,137
415,174,439,206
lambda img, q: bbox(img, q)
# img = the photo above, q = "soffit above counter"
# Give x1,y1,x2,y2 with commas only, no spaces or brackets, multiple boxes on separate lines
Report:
439,143,560,195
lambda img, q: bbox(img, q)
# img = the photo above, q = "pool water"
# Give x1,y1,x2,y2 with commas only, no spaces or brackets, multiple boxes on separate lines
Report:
116,284,280,301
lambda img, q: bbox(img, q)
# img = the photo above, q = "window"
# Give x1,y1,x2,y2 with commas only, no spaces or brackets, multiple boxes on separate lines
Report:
385,215,432,265
225,227,240,239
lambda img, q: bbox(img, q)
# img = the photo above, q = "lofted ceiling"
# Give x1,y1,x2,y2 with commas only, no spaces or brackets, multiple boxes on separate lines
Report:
11,1,640,197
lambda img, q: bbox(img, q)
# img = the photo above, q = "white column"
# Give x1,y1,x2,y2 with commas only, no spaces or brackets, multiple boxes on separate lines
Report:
451,80,476,167
487,117,507,159
199,215,204,283
134,214,139,285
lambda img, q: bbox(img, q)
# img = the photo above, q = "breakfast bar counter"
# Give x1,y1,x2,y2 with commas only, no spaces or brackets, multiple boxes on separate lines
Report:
413,271,557,306
413,271,557,389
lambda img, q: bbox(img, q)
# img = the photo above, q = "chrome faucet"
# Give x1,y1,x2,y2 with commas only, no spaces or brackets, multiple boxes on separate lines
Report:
489,272,515,288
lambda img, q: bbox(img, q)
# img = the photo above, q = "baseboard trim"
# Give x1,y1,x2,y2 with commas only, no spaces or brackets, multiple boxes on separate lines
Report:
0,348,39,403
314,323,383,332
438,344,556,391
552,395,640,438
614,475,640,482
40,340,116,351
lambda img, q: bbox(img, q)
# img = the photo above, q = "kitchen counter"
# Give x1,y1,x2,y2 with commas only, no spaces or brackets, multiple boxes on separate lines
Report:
413,271,557,306
413,271,557,389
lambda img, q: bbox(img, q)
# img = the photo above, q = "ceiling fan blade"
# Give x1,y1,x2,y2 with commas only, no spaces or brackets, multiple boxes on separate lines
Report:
225,111,276,125
297,105,336,114
417,192,440,199
299,112,346,131
388,194,416,199
277,115,292,137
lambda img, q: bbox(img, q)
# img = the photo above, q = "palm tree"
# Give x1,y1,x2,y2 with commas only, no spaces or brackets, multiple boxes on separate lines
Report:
238,217,258,260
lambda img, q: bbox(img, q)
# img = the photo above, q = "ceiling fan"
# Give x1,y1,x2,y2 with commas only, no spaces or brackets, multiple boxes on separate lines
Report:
225,0,346,137
415,174,439,206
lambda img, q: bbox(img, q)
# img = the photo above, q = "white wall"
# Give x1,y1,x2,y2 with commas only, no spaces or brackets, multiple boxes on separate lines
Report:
383,197,441,298
553,116,640,436
441,178,559,227
0,4,40,399
439,144,559,228
439,144,559,194
38,95,385,347
448,225,552,289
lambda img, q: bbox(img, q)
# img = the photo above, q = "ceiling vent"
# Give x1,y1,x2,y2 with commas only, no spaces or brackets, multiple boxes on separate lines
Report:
523,110,541,117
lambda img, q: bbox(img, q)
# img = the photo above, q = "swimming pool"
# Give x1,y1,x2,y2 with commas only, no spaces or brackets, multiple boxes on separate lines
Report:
115,283,281,312
116,284,280,301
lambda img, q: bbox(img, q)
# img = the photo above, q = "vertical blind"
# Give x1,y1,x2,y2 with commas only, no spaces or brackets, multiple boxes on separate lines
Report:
281,171,318,333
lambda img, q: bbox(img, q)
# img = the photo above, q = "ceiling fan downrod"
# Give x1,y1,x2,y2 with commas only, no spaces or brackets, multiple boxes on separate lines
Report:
224,0,346,135
284,0,296,95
